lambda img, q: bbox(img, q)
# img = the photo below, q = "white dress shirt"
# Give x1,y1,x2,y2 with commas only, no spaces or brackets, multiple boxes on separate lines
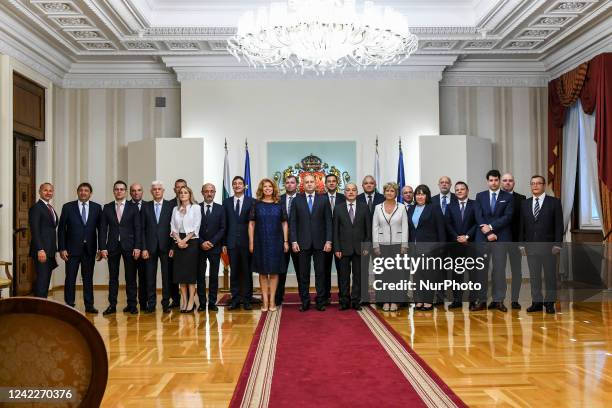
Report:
171,204,201,238
285,193,296,215
532,192,546,214
78,200,89,223
233,195,244,215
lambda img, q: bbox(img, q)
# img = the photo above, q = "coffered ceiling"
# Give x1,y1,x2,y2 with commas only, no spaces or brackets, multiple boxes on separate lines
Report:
0,0,610,87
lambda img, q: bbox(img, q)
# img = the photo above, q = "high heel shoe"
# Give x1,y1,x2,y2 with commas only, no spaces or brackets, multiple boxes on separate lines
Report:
261,305,269,312
269,305,277,312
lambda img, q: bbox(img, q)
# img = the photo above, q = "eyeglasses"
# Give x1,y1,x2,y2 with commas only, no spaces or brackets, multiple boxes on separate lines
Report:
530,182,544,185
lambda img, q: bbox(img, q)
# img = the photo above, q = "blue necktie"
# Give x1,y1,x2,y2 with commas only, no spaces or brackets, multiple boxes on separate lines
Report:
441,195,447,215
490,192,497,213
235,199,241,217
308,195,313,213
81,203,87,224
460,202,465,221
155,202,161,223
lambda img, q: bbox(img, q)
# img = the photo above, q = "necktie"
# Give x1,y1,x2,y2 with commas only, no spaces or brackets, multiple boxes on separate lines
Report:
349,203,355,224
330,195,335,214
367,195,373,212
460,202,465,221
534,197,540,219
116,202,123,222
206,204,211,217
308,195,313,213
155,202,161,223
137,201,141,211
288,196,293,216
441,195,447,215
490,192,497,213
235,199,240,217
81,203,87,224
46,203,56,224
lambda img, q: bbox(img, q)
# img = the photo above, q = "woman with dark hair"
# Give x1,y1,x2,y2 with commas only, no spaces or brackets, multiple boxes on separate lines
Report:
408,184,447,311
248,178,289,312
372,182,409,312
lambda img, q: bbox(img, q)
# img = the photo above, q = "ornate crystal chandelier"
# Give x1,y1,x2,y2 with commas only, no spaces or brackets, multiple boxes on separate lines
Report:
227,0,418,74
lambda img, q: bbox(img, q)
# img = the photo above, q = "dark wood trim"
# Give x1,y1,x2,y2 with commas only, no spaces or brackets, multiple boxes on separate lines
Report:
13,72,45,141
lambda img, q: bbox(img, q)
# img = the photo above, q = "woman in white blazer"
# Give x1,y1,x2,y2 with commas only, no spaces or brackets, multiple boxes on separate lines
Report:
372,182,409,311
170,186,202,313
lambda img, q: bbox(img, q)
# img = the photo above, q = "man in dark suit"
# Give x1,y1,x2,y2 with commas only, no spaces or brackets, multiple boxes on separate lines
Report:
501,173,527,310
333,183,371,310
130,183,147,312
277,175,299,306
141,181,174,313
197,183,226,312
472,170,514,312
29,182,59,298
401,185,414,207
357,175,385,217
445,181,477,309
519,175,563,314
290,173,333,311
323,173,345,305
432,176,457,217
57,182,101,312
223,176,254,310
99,180,142,315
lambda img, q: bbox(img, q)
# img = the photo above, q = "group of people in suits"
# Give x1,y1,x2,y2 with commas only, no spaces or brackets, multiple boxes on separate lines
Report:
28,167,563,316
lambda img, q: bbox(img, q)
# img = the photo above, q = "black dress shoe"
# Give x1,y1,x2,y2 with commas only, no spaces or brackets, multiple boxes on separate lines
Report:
487,301,499,309
470,302,487,311
339,304,350,311
197,304,206,312
351,304,362,311
143,307,155,314
527,303,544,312
208,304,219,312
448,301,463,309
227,303,240,310
103,306,116,315
85,307,99,314
67,303,76,308
163,306,171,313
243,303,253,310
511,302,522,310
129,307,139,314
122,306,131,313
497,303,508,312
299,303,310,312
324,298,331,306
316,304,326,311
433,301,444,306
421,305,434,311
545,303,556,314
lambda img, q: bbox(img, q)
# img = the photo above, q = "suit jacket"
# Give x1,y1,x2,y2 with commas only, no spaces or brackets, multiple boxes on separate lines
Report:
445,199,477,241
407,204,447,244
289,193,332,250
223,196,253,249
432,192,457,211
474,190,514,242
325,192,346,214
280,193,297,222
199,202,226,254
519,195,563,245
357,191,385,216
99,201,142,252
57,200,102,257
509,192,526,241
333,200,371,256
28,200,58,266
141,199,174,253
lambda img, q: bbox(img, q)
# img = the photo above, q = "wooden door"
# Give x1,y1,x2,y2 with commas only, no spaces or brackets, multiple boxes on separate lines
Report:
13,135,36,295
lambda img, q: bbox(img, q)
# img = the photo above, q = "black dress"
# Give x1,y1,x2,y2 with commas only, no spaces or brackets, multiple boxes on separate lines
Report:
172,233,199,284
249,201,287,275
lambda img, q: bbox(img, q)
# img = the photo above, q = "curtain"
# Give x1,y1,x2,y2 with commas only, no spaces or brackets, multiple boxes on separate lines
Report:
561,102,580,231
578,102,603,231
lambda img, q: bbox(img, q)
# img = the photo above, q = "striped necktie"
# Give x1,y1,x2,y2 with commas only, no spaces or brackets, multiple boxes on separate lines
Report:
533,197,540,219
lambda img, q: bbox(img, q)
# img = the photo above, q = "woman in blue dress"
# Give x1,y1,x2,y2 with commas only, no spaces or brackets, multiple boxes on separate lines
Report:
248,178,289,312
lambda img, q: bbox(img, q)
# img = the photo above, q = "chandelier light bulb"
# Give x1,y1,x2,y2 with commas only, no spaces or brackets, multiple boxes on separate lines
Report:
227,0,418,74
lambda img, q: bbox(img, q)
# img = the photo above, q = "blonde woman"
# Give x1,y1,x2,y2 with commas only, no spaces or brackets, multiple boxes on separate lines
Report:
169,186,202,313
372,182,409,312
248,179,289,312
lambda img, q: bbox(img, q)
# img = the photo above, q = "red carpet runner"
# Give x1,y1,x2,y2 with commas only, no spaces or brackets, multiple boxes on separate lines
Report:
229,295,465,408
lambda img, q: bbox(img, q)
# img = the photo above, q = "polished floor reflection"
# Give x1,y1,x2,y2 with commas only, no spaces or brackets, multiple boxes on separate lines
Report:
50,289,611,407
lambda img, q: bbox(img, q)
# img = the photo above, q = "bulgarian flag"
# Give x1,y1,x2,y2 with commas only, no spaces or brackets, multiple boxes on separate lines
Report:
221,140,231,267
